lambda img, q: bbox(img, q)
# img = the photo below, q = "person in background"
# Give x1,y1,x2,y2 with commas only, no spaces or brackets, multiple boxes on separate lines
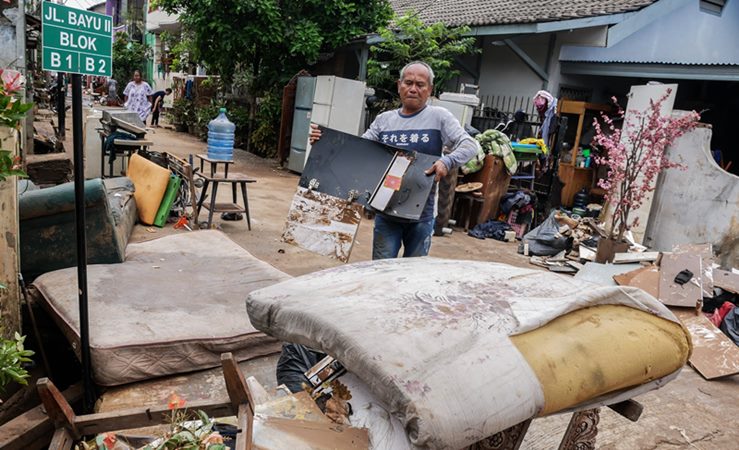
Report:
123,69,153,122
309,61,478,260
150,88,173,127
106,77,118,106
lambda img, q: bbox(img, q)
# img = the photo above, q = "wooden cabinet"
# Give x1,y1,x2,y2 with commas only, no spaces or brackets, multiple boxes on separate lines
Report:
557,100,612,206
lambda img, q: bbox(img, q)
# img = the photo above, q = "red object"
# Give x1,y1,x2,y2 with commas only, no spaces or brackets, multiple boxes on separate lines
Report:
174,216,189,229
383,175,402,191
707,301,735,327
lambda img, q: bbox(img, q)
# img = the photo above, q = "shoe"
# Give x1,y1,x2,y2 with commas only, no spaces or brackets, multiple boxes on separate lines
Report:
221,212,243,221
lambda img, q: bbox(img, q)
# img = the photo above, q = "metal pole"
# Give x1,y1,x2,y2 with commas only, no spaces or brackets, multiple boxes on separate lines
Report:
71,74,94,413
57,72,65,139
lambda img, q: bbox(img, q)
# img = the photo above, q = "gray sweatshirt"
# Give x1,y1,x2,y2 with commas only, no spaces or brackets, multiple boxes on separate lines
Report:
362,105,478,221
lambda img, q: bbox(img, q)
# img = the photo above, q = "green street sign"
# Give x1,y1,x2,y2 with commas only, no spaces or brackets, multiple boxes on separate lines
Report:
42,2,113,76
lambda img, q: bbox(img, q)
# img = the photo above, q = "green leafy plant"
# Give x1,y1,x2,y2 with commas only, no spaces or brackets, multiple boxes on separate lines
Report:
168,98,195,126
112,32,153,84
0,332,34,391
0,150,26,182
157,0,392,156
1,68,34,128
368,12,478,98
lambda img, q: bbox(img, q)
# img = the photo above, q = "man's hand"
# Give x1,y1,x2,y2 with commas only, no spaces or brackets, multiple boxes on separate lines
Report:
309,123,322,144
425,160,449,182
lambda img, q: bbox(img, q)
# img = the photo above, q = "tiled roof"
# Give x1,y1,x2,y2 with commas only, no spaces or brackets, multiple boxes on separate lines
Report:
389,0,658,27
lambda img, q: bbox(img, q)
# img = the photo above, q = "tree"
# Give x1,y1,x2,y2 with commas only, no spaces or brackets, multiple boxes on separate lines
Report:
592,90,700,242
112,32,152,83
156,0,392,90
367,12,478,98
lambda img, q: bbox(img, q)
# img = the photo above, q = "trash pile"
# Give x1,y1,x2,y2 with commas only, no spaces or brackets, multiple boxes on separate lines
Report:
517,210,607,273
571,243,739,379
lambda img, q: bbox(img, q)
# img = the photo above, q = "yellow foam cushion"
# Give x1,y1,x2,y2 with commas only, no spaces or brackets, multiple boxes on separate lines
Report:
511,305,691,415
127,153,171,225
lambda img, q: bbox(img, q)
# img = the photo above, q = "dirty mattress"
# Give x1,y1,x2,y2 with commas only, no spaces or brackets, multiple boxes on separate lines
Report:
246,258,691,450
33,230,290,386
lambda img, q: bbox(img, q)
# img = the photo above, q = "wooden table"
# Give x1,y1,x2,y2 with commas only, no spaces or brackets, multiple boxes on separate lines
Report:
195,153,234,178
195,171,256,230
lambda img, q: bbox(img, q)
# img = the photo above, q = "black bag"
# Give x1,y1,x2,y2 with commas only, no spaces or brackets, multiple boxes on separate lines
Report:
276,343,325,393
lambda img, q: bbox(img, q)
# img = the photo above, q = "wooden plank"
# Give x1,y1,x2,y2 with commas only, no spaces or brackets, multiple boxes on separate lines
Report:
0,383,83,450
282,187,363,262
613,265,660,299
222,353,254,450
673,243,714,296
673,308,739,380
48,427,74,450
658,252,702,307
235,403,253,450
36,378,79,438
252,415,369,449
75,399,233,435
713,269,739,294
612,252,660,264
0,126,20,339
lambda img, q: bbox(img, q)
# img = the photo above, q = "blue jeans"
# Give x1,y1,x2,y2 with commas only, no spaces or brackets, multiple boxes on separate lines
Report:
372,214,435,260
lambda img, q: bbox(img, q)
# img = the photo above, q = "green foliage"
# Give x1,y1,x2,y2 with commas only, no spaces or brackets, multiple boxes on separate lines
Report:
157,0,392,156
250,90,282,157
0,95,33,129
0,332,34,391
157,0,392,89
112,32,152,83
160,30,197,74
0,150,27,182
368,12,478,97
168,98,195,126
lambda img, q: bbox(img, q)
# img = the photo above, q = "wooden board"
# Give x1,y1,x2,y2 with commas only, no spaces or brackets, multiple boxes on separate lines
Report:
713,269,739,294
0,383,83,450
0,127,20,339
673,243,714,296
613,265,660,299
282,187,363,262
672,308,739,380
612,252,660,264
658,252,702,307
127,153,171,225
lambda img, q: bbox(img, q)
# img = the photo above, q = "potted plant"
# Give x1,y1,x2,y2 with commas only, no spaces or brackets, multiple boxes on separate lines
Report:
592,90,700,262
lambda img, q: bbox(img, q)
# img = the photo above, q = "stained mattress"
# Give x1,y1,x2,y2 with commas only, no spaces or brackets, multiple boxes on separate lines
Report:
246,258,692,450
33,230,290,386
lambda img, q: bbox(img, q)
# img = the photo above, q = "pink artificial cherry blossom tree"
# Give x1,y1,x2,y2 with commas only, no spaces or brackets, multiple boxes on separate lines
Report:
592,89,701,243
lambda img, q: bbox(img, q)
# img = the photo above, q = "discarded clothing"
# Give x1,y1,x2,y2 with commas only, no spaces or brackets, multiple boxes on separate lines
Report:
707,301,735,327
474,129,517,174
468,220,512,240
719,307,739,346
103,130,137,164
501,191,532,214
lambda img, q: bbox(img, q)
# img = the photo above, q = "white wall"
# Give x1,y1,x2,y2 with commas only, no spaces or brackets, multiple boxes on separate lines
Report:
645,125,739,268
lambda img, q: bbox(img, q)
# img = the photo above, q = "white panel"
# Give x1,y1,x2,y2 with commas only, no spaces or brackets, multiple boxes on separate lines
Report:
313,76,336,105
311,103,331,127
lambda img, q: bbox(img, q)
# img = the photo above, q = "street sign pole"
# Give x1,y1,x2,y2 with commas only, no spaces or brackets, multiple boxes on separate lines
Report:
42,1,113,413
71,73,94,412
56,72,65,138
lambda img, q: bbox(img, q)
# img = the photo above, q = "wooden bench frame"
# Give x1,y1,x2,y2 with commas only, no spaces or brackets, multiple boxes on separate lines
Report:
31,352,643,450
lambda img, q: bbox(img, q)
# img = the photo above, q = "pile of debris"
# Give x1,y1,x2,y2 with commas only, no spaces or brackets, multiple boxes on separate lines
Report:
572,243,739,379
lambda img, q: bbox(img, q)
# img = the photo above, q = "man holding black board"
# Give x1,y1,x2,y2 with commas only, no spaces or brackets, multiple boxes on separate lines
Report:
310,61,477,259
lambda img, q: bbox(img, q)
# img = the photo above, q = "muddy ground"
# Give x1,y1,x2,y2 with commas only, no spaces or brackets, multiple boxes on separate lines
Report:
62,118,738,449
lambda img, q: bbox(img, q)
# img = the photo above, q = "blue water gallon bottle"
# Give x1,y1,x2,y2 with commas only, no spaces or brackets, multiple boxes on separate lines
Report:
207,107,235,161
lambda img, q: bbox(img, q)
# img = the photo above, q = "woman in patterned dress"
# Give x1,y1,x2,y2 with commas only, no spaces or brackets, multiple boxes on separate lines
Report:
123,70,153,122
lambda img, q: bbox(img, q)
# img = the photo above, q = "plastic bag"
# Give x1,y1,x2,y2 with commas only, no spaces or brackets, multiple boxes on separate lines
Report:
518,210,571,256
275,343,325,393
